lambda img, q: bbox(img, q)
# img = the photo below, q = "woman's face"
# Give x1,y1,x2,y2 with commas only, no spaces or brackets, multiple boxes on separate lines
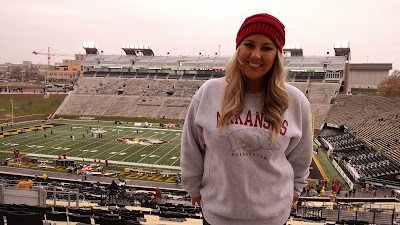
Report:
238,34,277,83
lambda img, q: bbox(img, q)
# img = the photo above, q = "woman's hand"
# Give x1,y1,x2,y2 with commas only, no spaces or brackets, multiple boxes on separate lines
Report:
293,192,299,203
192,196,202,206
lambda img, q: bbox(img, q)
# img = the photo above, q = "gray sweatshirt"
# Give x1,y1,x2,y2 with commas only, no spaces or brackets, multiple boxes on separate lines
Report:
181,77,313,225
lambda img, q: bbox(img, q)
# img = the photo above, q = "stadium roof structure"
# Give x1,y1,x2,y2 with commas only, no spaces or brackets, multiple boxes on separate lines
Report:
121,45,154,56
334,41,351,61
82,42,99,55
283,44,303,57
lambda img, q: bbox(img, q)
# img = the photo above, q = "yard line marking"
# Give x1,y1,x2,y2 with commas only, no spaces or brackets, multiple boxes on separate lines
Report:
153,144,181,165
170,156,181,166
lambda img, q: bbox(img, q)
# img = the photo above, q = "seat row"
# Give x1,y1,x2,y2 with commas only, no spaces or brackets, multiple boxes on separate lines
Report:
0,203,143,225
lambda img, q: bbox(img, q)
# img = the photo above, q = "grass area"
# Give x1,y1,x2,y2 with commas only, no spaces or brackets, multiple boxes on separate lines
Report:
316,147,350,190
0,152,13,161
0,120,182,168
0,82,43,86
58,115,184,125
350,88,379,95
0,98,64,119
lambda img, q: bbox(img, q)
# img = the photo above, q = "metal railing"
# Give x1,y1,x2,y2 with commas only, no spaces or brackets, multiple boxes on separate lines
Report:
0,181,81,208
296,201,396,225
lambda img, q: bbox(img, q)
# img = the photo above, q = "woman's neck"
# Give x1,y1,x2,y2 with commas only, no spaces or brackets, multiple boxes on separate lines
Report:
245,82,264,94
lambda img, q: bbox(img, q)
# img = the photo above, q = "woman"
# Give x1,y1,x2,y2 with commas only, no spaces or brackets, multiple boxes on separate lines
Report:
181,13,313,225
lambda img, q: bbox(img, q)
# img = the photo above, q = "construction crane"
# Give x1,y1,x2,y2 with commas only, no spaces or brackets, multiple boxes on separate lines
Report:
32,47,73,85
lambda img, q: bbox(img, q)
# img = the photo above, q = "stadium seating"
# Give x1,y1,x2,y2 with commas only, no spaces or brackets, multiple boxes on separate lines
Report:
320,131,400,181
326,95,400,162
284,56,346,71
55,77,204,119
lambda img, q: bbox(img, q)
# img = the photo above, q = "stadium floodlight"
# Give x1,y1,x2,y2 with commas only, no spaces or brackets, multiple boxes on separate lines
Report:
285,44,302,50
283,44,303,57
334,40,350,49
82,42,95,48
334,40,351,60
83,41,98,55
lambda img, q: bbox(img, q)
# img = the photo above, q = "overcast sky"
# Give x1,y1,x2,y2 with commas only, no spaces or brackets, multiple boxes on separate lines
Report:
1,0,399,72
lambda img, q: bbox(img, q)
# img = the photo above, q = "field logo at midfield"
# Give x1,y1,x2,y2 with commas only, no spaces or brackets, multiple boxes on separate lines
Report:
115,137,168,145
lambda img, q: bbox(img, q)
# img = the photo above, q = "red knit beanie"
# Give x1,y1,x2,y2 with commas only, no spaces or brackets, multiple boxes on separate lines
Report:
236,13,285,53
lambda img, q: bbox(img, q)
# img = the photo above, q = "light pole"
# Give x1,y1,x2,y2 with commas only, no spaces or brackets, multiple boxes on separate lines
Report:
217,45,221,56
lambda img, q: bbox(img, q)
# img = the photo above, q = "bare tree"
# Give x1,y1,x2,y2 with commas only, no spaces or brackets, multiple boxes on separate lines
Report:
390,69,400,77
377,70,400,97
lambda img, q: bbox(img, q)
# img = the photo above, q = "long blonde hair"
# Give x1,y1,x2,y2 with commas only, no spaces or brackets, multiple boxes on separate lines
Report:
217,49,289,139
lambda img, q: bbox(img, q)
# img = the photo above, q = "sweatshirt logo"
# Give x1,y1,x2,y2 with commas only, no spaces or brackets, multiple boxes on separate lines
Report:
216,110,288,136
225,128,282,153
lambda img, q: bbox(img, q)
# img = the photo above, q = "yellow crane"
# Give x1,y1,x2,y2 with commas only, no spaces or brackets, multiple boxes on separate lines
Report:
32,47,73,85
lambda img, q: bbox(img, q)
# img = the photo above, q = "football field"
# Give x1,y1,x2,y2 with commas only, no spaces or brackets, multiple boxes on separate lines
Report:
0,120,183,168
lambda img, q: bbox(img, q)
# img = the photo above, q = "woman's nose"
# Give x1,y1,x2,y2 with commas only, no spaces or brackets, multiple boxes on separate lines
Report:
251,48,261,58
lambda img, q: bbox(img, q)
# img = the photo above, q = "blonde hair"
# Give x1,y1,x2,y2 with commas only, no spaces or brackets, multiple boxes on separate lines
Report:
217,48,289,139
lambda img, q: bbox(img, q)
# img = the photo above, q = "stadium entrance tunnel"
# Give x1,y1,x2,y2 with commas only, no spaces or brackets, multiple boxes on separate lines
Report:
115,137,168,145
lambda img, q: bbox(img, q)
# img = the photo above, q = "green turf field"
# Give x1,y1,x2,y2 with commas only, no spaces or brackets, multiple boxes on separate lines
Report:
0,120,182,168
1,119,340,186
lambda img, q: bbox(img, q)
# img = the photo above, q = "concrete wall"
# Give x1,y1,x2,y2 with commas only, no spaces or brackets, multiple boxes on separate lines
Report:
348,69,388,90
347,63,392,92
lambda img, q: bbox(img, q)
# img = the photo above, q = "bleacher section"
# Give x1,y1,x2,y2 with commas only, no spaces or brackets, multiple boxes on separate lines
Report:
288,82,339,129
83,54,232,71
349,110,400,161
56,95,191,120
74,77,105,95
82,54,345,82
158,98,192,119
319,132,400,185
345,148,400,179
58,53,346,131
338,147,400,181
284,56,346,71
55,78,197,120
55,73,207,119
102,96,141,117
326,95,400,125
57,76,341,128
325,95,400,162
322,133,365,151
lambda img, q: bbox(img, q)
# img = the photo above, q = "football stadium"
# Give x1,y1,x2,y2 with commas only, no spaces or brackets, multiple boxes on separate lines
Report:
0,42,399,225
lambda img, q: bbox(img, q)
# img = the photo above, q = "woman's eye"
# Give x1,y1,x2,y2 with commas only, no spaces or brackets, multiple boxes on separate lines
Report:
262,46,273,51
244,43,253,48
